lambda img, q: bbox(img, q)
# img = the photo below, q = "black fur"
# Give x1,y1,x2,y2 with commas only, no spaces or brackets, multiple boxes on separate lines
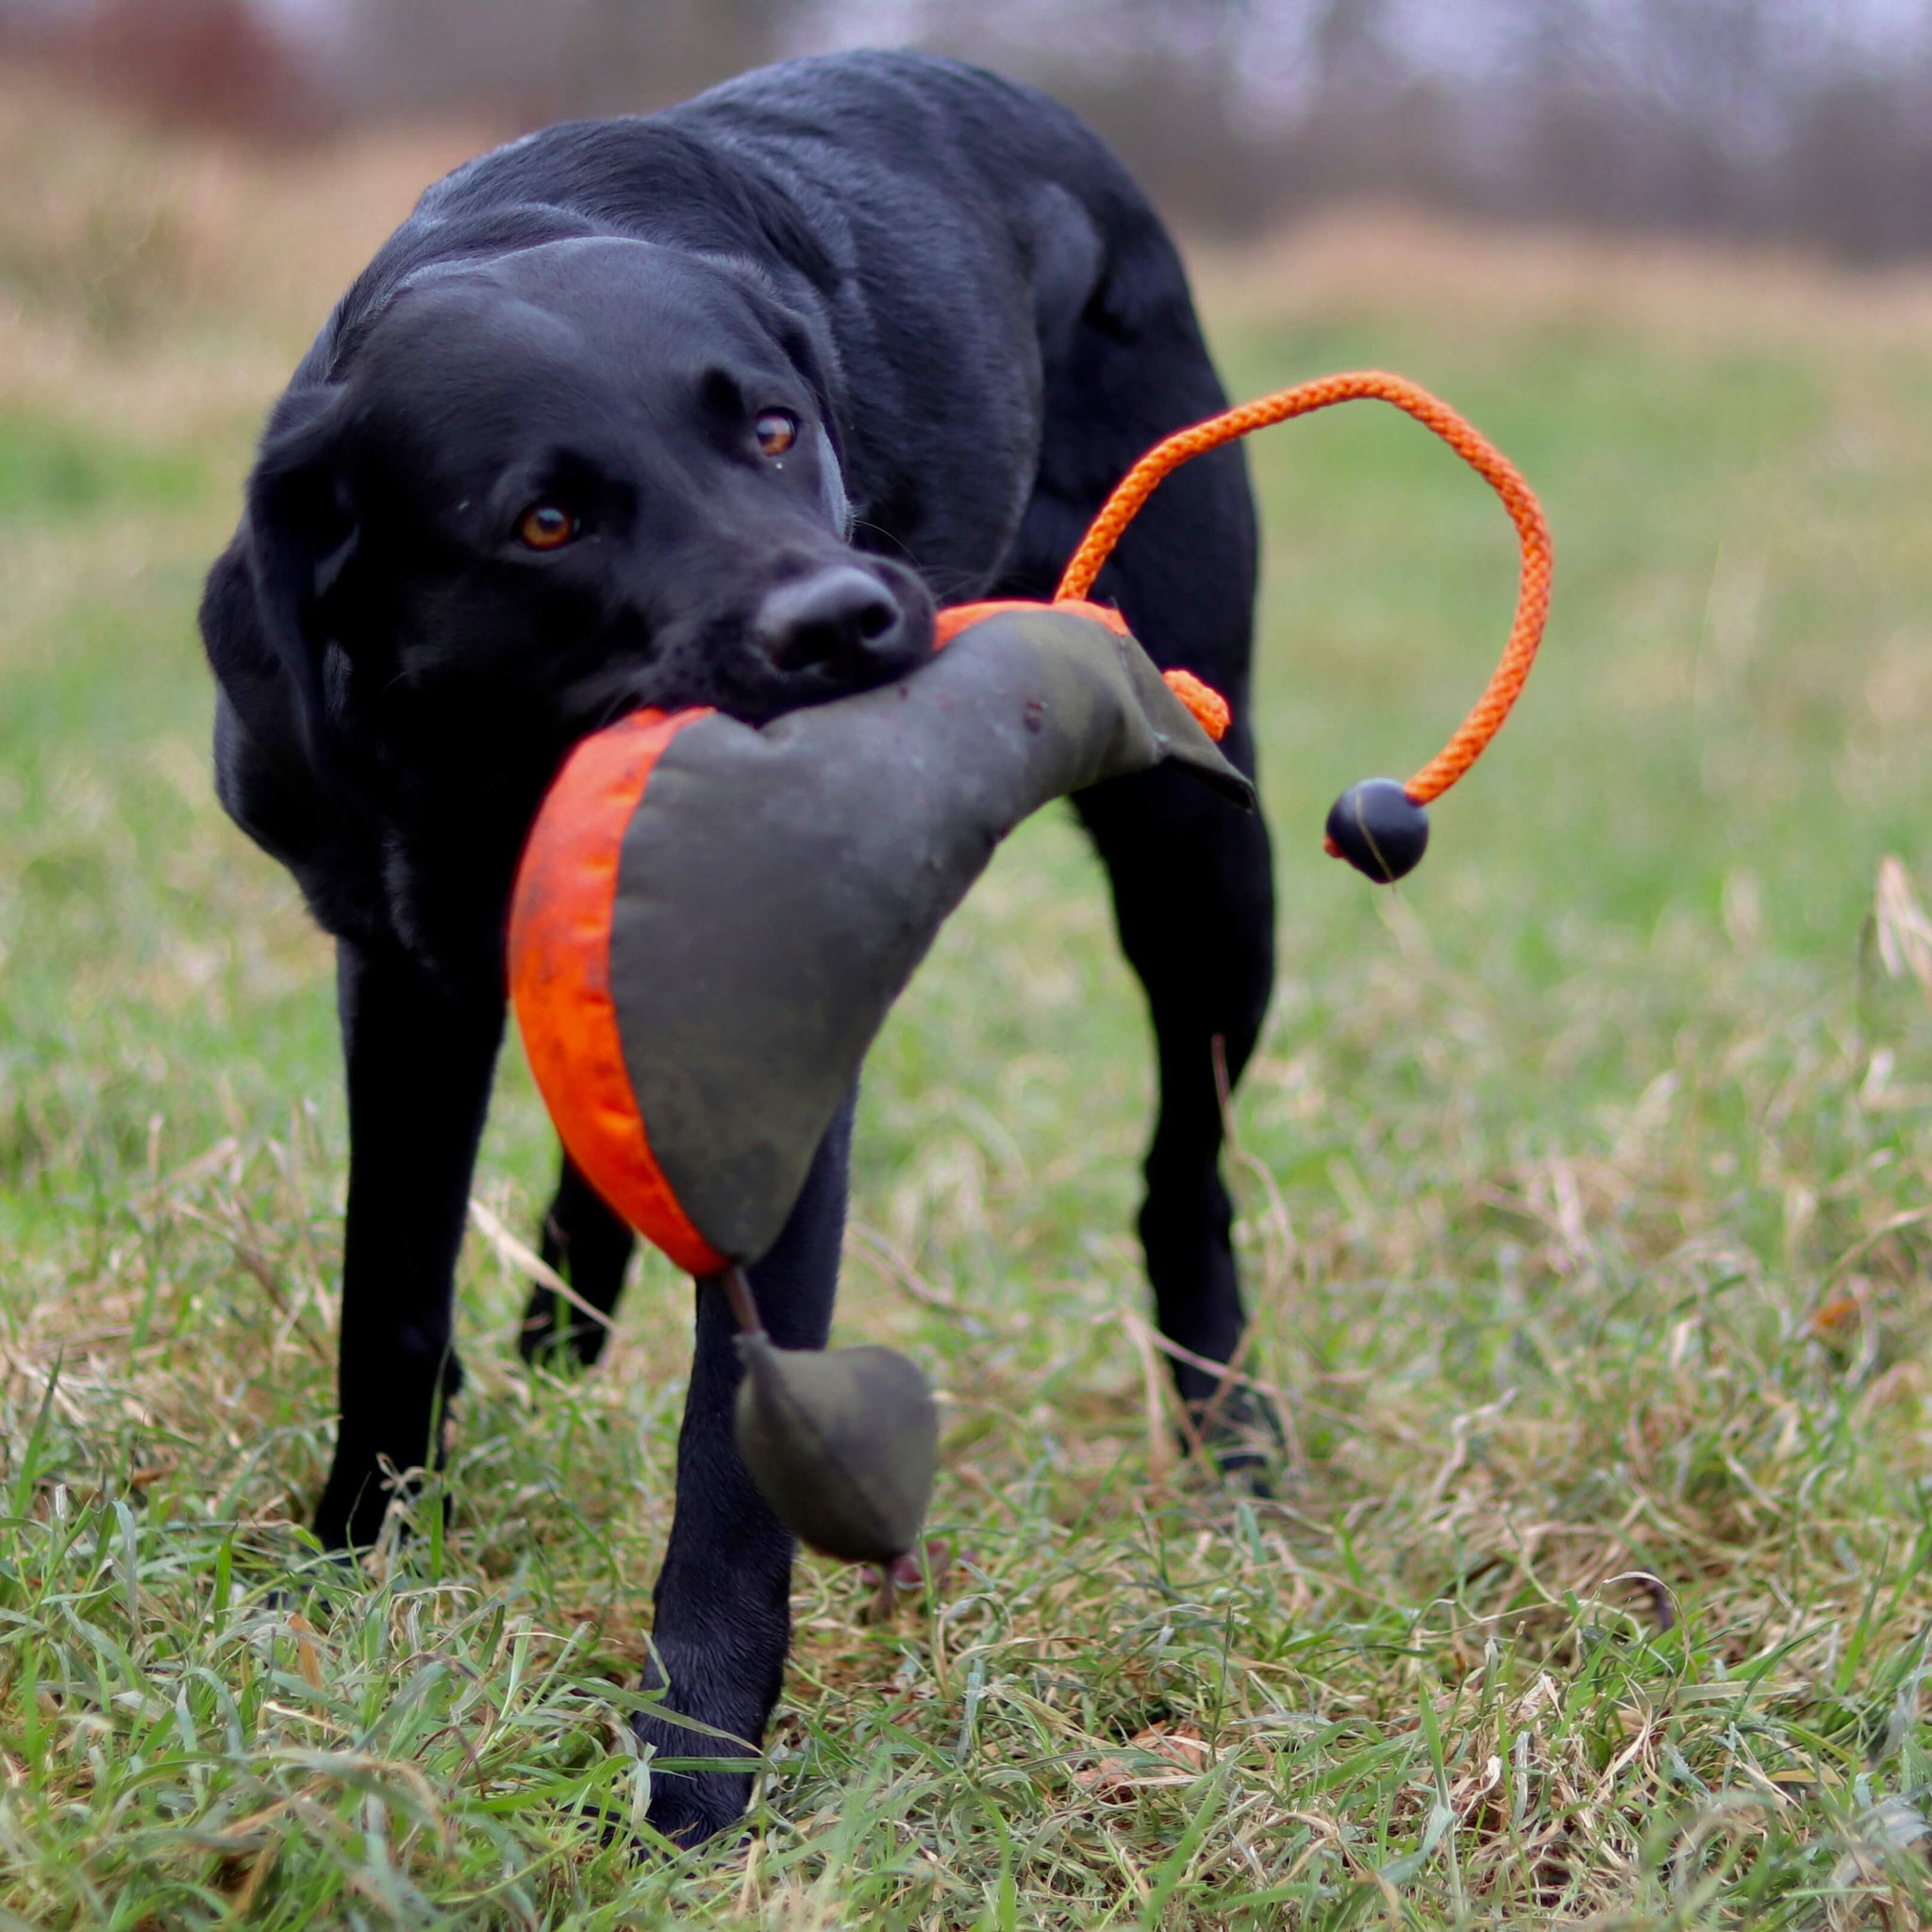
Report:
200,49,1275,1845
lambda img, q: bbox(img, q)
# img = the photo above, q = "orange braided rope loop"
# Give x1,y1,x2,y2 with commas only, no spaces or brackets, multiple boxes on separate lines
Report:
1161,668,1231,742
1056,371,1552,806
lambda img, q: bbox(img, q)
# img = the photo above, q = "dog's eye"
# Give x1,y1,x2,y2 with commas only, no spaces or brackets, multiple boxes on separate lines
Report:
517,503,578,551
755,411,797,458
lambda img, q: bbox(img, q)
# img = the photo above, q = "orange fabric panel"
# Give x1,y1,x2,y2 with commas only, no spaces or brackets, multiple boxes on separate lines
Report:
932,596,1132,648
933,599,1230,741
508,707,728,1277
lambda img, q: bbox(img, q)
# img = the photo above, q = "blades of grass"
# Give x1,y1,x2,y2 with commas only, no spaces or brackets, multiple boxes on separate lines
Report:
8,1356,61,1524
1134,1760,1230,1931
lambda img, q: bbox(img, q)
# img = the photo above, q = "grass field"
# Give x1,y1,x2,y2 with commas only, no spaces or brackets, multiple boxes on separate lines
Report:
8,90,1932,1928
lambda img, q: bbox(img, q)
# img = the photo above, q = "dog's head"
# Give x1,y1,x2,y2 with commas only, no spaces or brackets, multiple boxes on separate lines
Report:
242,235,933,777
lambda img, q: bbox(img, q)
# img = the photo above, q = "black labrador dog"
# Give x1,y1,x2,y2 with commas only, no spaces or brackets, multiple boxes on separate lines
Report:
200,48,1274,1843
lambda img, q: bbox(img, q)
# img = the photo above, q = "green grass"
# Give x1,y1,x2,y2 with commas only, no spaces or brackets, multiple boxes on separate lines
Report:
8,253,1932,1926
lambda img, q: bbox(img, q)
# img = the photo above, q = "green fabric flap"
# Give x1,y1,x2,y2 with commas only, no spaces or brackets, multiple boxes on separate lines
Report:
609,607,1253,1264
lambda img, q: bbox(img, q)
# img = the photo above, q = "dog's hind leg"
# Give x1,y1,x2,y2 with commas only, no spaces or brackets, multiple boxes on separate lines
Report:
1075,736,1278,1472
1094,438,1277,1471
998,333,1278,1468
518,1153,636,1367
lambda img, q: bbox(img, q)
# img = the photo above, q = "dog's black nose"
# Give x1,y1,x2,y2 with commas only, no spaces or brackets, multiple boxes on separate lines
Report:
754,566,906,675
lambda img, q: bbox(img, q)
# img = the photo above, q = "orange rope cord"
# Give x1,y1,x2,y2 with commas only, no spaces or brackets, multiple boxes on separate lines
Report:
1161,667,1231,741
1055,371,1552,806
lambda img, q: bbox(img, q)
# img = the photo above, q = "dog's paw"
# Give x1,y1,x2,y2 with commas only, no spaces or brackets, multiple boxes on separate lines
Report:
314,1453,455,1557
1188,1385,1288,1495
1211,1450,1280,1500
570,1796,737,1864
636,1763,753,1850
516,1283,606,1370
630,1706,758,1852
313,1468,390,1554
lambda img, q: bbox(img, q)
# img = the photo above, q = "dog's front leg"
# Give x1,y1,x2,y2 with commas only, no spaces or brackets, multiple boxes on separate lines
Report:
635,1092,855,1846
315,935,505,1550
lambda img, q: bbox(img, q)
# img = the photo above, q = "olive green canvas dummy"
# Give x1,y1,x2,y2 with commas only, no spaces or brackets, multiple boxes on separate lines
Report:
508,603,1251,1281
508,604,1248,1563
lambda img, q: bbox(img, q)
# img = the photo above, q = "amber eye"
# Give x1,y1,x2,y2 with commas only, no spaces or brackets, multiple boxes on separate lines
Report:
517,503,578,551
755,410,797,458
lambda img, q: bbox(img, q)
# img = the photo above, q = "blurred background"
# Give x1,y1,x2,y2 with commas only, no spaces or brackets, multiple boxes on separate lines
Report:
7,0,1932,259
15,8,1932,1918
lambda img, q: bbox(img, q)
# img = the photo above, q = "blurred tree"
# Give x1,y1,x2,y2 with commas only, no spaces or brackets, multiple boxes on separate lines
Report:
565,0,793,113
1785,64,1932,260
897,0,1278,229
330,0,794,120
3,0,325,133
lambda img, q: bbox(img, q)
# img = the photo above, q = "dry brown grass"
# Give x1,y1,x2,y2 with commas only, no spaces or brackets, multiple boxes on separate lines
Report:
1195,204,1932,354
0,76,491,440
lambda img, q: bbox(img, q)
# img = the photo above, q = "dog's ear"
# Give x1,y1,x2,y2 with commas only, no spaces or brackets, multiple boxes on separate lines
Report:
764,308,852,536
243,382,358,770
811,423,851,537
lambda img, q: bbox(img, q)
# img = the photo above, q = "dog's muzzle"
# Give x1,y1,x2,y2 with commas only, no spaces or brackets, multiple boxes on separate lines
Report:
752,565,909,676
